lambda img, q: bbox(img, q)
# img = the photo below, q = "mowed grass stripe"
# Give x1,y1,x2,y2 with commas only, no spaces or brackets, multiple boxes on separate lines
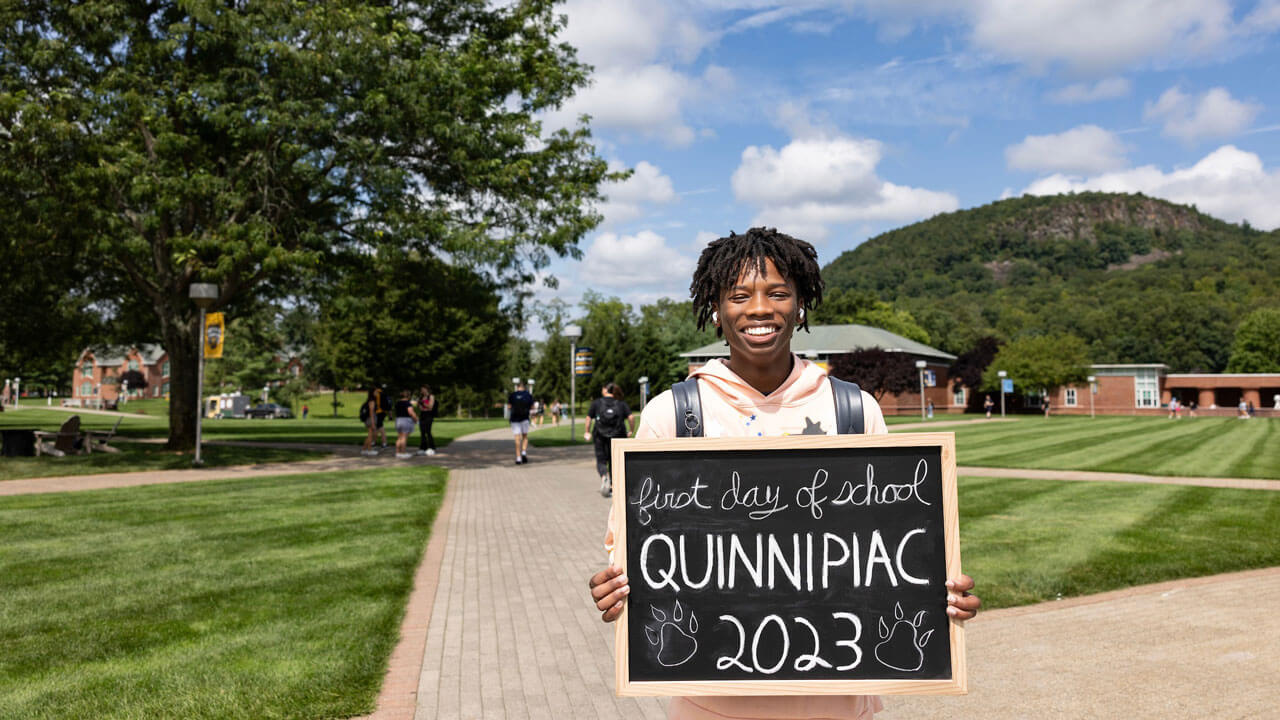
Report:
957,476,1280,610
958,416,1200,469
958,477,1178,608
940,416,1280,479
0,468,444,720
1059,484,1280,594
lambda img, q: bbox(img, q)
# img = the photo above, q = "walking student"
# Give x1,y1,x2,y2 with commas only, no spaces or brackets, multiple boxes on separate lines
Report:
586,227,980,720
584,382,634,497
508,381,534,464
392,389,418,459
360,388,379,456
373,385,391,448
416,384,438,456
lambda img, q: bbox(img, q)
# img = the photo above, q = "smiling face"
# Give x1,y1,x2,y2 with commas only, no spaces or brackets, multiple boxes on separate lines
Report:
716,257,800,381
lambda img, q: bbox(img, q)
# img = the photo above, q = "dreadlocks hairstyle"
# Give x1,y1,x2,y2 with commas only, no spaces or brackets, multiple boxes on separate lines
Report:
690,227,824,337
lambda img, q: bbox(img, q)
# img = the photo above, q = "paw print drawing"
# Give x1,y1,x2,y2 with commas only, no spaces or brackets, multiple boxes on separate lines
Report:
873,603,934,672
644,600,699,667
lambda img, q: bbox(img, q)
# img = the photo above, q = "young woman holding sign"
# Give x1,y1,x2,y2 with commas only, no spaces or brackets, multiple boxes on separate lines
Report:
588,227,980,720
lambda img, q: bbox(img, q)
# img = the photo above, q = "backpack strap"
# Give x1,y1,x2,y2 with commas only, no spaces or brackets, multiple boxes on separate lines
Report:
671,378,704,437
829,377,865,435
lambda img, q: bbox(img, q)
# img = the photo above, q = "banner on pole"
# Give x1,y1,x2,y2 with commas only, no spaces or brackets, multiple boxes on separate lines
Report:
204,312,225,359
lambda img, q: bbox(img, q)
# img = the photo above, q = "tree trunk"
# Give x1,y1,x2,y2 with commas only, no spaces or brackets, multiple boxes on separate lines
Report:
161,312,200,450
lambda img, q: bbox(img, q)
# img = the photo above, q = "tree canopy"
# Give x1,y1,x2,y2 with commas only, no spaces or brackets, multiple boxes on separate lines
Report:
828,349,917,401
1225,308,1280,373
981,334,1090,394
1,0,614,446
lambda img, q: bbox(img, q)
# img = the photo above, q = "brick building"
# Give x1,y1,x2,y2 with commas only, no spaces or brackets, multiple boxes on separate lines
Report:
70,344,171,408
680,324,962,416
1050,365,1280,417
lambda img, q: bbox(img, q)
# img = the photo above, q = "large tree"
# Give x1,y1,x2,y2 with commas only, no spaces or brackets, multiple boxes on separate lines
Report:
1,0,613,447
981,334,1090,395
1225,308,1280,373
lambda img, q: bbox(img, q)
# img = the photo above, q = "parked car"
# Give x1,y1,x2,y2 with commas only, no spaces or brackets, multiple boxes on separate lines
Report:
246,403,292,419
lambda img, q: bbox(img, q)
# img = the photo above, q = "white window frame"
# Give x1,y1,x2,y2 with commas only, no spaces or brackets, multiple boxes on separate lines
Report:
1065,388,1077,406
1134,369,1159,408
952,386,965,407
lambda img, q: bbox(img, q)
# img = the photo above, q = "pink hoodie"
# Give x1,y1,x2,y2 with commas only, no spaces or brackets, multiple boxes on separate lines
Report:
606,356,887,720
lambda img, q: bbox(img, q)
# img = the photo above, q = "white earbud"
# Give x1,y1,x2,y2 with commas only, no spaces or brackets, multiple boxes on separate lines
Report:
712,311,719,324
798,308,805,322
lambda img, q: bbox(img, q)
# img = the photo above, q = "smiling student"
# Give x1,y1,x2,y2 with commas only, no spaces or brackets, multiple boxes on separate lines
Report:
588,227,980,720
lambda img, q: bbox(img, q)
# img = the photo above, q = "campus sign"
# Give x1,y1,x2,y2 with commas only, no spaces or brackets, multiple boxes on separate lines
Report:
611,434,966,697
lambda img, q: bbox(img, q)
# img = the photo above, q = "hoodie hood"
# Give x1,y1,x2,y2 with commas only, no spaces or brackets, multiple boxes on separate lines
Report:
688,355,830,413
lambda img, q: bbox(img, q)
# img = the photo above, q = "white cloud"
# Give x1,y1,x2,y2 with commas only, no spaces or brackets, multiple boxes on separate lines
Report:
560,0,705,68
1047,77,1131,104
1021,145,1280,229
694,230,720,247
580,230,697,288
731,134,959,241
600,161,677,225
1005,125,1130,173
1143,86,1262,142
1243,0,1280,32
545,64,732,147
965,0,1234,73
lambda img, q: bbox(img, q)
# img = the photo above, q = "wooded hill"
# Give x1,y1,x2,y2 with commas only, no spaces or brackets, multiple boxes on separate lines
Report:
821,192,1280,372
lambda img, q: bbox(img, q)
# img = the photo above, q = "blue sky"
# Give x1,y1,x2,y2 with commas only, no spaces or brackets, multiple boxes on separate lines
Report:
528,0,1280,335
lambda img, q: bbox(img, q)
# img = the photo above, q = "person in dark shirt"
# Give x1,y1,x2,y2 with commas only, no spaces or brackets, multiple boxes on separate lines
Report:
584,382,634,497
508,382,534,464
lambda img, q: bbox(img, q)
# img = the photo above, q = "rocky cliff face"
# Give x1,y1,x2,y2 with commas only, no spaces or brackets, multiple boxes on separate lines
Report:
1013,194,1205,243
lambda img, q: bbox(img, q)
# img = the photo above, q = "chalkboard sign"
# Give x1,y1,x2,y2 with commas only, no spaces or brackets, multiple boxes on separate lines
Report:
612,433,965,697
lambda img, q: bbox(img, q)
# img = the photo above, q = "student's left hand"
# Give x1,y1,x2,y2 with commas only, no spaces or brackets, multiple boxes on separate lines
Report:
945,575,981,620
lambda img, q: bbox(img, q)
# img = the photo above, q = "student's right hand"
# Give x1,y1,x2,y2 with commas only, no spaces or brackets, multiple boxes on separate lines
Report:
589,565,629,622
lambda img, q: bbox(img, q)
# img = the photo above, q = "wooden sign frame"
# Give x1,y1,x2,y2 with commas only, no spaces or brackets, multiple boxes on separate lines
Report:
611,432,966,697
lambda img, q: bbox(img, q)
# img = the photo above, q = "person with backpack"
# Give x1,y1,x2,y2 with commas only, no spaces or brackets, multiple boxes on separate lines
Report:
586,227,980,720
584,382,634,497
507,381,534,464
360,388,379,456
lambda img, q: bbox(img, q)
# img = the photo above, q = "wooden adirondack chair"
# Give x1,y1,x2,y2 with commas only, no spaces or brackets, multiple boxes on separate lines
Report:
85,416,123,453
34,415,86,457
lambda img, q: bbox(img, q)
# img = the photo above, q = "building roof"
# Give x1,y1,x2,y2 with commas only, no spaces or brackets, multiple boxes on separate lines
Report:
679,324,957,362
79,343,167,367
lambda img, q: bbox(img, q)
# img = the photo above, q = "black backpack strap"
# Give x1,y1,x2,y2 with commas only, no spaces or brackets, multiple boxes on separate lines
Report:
829,377,865,435
671,378,703,437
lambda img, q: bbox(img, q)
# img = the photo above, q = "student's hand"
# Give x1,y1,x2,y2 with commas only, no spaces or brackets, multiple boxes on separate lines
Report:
583,431,591,441
589,565,630,622
946,575,981,620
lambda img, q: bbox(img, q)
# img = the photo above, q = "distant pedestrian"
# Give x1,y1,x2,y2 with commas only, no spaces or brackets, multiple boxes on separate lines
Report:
1188,400,1198,418
983,394,994,419
926,400,934,419
1043,398,1051,418
508,382,534,464
302,404,309,419
1168,397,1179,420
585,382,634,497
1238,399,1249,418
532,398,544,427
416,384,437,456
1248,400,1256,418
393,389,418,459
550,399,562,427
375,386,391,447
361,388,379,456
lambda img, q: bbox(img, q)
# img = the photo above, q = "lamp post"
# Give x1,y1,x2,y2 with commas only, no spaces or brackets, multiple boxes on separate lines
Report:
13,377,18,409
639,376,650,410
189,283,219,466
1088,375,1097,419
997,370,1007,418
563,324,582,441
915,360,927,420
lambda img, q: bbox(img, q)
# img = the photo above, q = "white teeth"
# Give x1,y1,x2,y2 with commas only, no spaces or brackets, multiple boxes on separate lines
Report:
744,327,777,336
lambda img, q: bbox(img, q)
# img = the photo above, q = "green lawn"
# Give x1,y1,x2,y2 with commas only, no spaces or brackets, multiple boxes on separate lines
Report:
0,467,445,720
526,421,591,447
0,408,506,447
958,475,1280,608
926,415,1280,480
0,443,328,482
